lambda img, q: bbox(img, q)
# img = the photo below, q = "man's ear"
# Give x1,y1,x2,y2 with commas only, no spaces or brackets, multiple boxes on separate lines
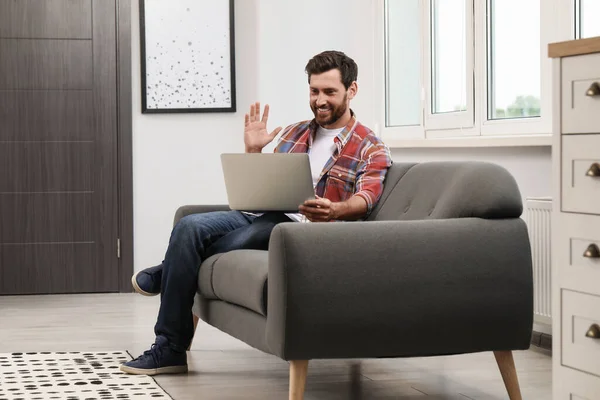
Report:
348,81,358,100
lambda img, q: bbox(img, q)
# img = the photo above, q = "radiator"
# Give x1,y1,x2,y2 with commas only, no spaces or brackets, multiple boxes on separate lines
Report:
524,197,552,326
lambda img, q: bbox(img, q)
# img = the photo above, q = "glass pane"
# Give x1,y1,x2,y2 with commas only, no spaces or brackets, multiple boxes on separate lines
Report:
385,0,421,127
581,0,600,38
431,0,467,114
488,0,540,120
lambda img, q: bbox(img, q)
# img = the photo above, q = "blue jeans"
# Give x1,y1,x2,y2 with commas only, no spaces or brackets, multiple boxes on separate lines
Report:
154,211,292,352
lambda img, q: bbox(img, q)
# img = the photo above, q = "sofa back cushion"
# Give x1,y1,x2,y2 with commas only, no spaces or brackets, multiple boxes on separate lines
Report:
367,161,523,221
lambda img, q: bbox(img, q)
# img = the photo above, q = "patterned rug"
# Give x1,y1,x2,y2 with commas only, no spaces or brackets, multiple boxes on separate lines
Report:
0,351,172,400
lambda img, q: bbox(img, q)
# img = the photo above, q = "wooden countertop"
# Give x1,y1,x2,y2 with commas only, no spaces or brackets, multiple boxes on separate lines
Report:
549,36,600,58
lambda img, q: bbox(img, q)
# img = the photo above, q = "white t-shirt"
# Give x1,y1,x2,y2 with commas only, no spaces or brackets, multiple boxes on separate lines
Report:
286,125,344,222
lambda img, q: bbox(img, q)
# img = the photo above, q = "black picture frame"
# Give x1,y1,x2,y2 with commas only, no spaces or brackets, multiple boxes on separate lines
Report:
139,0,236,113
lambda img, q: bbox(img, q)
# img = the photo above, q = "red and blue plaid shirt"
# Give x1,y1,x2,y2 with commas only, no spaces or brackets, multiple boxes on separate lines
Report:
274,112,392,217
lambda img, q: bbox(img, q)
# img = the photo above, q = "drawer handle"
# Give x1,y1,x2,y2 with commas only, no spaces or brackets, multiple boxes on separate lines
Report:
586,324,600,339
586,82,600,97
583,243,600,258
586,163,600,177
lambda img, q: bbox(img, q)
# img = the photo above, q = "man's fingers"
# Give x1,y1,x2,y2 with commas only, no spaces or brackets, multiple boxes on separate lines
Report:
303,212,326,222
255,102,260,122
304,198,328,207
244,114,249,127
299,208,328,222
249,104,255,121
261,104,270,123
299,206,328,216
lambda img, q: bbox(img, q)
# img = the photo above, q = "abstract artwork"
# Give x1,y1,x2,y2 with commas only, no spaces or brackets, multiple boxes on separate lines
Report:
139,0,236,113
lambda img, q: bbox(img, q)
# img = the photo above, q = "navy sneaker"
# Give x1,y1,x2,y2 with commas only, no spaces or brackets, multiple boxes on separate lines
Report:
131,264,163,296
120,336,187,375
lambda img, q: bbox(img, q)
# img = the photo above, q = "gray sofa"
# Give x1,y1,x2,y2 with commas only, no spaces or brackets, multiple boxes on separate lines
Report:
177,161,533,400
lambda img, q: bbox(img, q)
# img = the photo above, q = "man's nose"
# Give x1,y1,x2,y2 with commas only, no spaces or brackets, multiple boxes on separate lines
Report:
316,93,326,106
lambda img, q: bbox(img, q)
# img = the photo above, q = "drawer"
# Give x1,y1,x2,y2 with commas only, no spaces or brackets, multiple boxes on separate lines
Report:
555,366,600,399
562,134,600,215
562,290,600,377
562,53,600,134
556,214,600,296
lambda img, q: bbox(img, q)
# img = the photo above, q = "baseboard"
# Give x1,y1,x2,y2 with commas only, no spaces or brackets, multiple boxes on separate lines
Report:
530,330,552,351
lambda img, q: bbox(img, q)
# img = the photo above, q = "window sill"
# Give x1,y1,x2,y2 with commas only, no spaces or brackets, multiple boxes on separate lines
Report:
382,134,552,149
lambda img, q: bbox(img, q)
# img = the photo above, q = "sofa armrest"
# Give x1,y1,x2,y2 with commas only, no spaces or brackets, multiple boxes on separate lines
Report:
173,205,230,227
266,218,533,360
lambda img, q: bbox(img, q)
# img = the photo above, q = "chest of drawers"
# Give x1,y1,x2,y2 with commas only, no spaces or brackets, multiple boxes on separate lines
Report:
549,37,600,400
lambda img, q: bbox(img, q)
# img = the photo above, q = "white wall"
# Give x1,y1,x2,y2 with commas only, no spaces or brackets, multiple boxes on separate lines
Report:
131,0,552,272
131,0,258,272
257,0,377,146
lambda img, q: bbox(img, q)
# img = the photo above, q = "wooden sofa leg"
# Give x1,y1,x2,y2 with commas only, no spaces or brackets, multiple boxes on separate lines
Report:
187,313,200,351
493,351,522,400
289,360,309,400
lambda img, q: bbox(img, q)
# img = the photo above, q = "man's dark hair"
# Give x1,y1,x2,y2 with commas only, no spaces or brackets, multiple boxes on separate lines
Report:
305,50,358,89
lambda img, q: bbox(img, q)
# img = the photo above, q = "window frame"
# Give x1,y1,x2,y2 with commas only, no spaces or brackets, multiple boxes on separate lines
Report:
382,0,424,138
574,0,600,39
479,0,549,137
378,0,573,146
423,0,475,133
575,0,582,38
378,0,425,140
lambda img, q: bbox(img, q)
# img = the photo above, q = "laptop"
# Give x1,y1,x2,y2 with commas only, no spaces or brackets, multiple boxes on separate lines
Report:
220,153,315,212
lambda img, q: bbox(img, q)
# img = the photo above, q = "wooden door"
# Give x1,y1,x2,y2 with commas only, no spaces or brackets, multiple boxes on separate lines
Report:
0,0,121,294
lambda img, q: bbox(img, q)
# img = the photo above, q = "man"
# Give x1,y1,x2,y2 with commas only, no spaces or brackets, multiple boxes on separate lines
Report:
121,50,392,375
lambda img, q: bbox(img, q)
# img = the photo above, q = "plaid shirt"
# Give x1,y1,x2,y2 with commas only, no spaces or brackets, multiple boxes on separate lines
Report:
274,112,392,217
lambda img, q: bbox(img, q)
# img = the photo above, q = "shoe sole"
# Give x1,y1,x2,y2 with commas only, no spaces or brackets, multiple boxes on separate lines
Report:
119,363,188,375
131,274,159,297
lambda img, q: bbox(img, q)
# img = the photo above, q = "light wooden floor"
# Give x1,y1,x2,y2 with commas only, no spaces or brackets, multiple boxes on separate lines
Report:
0,293,552,399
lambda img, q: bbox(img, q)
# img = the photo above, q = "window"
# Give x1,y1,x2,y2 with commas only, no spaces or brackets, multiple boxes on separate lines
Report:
425,0,474,132
487,0,540,120
431,0,467,114
382,0,552,142
576,0,600,39
385,0,421,127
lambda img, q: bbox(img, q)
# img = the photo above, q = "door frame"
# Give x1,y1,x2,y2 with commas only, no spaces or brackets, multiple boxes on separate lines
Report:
117,0,134,292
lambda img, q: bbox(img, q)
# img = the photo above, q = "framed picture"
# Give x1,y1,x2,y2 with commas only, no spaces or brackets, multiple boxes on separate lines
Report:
139,0,236,113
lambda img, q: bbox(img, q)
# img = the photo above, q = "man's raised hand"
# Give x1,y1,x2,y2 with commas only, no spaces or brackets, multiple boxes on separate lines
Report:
244,102,282,153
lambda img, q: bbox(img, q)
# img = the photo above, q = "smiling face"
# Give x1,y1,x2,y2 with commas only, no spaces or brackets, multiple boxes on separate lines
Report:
309,69,357,129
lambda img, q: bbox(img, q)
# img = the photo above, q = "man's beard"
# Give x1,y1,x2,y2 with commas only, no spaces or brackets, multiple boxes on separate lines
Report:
311,93,348,126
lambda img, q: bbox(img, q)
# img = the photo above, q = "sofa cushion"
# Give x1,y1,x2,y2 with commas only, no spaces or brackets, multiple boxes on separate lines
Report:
368,161,523,221
198,250,269,316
